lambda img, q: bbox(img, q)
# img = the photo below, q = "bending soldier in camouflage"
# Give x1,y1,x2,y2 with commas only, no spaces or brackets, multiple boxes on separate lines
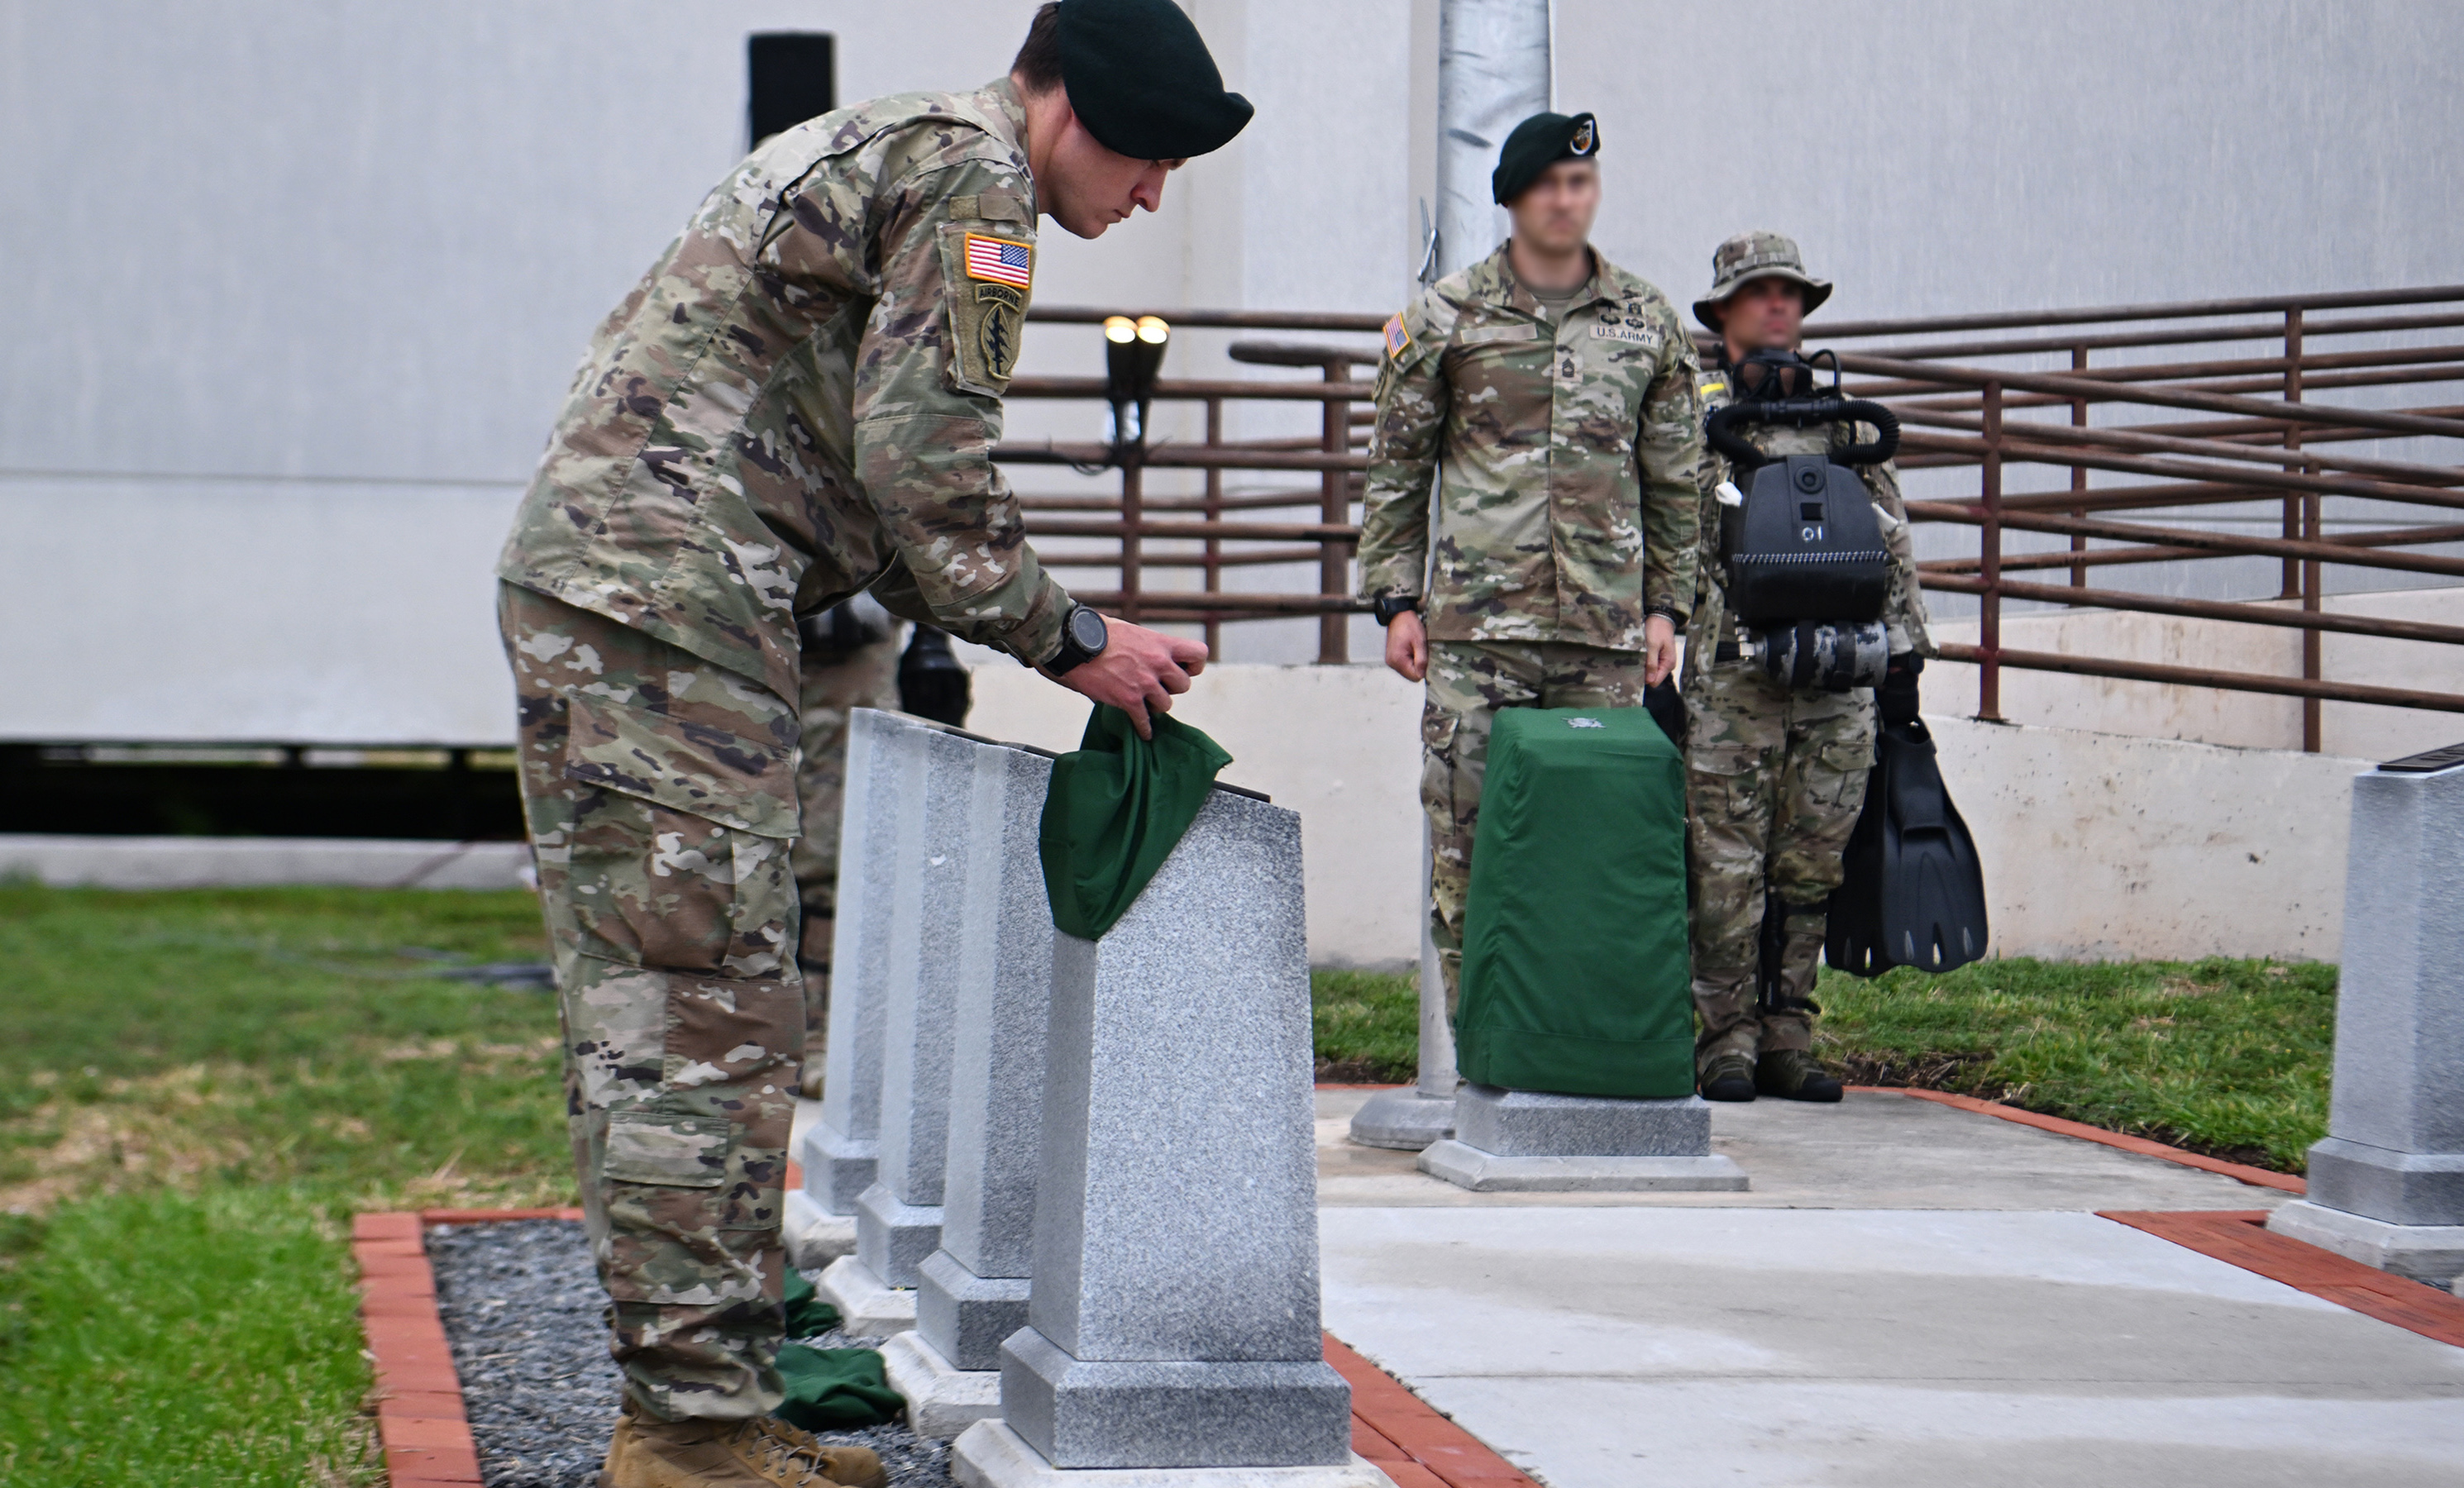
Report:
1359,111,1704,1013
498,4,1248,1484
1683,231,1935,1104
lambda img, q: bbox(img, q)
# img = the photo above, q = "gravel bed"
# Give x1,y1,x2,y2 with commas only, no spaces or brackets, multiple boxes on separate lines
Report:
427,1219,952,1486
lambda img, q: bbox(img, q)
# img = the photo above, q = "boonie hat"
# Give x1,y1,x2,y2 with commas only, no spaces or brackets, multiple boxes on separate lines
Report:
1693,230,1833,330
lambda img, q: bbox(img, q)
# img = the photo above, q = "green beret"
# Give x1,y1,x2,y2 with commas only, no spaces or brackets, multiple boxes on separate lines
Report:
1491,111,1599,205
1059,0,1254,160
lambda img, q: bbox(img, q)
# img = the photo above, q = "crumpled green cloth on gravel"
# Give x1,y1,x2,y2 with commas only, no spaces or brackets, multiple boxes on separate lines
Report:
1039,704,1233,939
774,1272,904,1430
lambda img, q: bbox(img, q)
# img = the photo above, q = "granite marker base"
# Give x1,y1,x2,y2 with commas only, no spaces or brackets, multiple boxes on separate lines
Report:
1419,1084,1747,1192
952,1421,1394,1488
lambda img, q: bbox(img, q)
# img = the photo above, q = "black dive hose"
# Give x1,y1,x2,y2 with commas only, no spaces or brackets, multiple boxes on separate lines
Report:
1707,397,1901,469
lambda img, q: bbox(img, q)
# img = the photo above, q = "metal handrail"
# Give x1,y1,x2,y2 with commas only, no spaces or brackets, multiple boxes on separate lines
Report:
1010,292,2464,745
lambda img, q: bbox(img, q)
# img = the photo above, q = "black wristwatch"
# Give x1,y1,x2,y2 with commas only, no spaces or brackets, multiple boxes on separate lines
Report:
1044,603,1110,675
1371,594,1421,627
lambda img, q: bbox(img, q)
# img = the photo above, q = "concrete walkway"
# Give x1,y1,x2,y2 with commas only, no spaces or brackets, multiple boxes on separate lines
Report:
1311,1090,2464,1486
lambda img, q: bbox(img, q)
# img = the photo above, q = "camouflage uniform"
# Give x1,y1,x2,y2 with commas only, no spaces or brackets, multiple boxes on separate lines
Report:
495,79,1071,1422
1359,244,1705,1010
790,630,904,1094
1684,353,1933,1072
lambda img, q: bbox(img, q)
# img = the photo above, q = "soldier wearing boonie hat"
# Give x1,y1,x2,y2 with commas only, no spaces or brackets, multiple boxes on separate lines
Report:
494,4,1248,1484
1358,108,1707,1017
1679,231,1935,1109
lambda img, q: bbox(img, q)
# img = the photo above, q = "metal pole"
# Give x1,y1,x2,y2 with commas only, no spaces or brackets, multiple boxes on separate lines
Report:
1434,0,1550,279
1204,397,1224,658
2282,308,2304,600
2070,345,2089,589
2285,308,2322,751
1318,365,1350,663
1979,380,2004,721
1120,460,1143,624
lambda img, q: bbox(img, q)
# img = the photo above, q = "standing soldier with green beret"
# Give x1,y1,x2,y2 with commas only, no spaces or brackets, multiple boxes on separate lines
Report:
1359,112,1705,1017
1684,231,1935,1104
494,3,1249,1483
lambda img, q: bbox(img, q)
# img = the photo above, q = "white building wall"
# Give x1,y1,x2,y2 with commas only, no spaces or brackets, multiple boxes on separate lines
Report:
5,1,2462,746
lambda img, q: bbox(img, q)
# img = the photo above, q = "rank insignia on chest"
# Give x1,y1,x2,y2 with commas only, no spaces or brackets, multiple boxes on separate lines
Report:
1383,312,1411,359
963,232,1034,289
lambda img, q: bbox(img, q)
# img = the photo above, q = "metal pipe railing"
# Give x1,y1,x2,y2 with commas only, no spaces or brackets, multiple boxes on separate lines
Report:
1009,289,2464,747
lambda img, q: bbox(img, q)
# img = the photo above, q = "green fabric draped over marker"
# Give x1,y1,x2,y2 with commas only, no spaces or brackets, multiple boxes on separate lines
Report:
1456,706,1695,1098
772,1272,905,1430
1039,705,1234,939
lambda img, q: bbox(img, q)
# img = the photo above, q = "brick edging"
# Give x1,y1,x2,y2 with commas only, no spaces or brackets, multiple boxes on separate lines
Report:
1855,1085,2306,1193
353,1211,480,1486
1327,1333,1540,1488
2102,1209,2464,1348
358,1207,1530,1487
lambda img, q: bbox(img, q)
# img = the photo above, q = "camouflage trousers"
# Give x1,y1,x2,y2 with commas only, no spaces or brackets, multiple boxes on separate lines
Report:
500,581,804,1423
788,632,904,1092
1683,656,1875,1071
1422,639,1650,1016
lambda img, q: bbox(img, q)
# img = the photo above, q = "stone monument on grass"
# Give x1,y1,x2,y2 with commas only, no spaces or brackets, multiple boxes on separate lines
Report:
788,708,934,1268
2268,744,2464,1288
885,739,1056,1438
951,786,1388,1487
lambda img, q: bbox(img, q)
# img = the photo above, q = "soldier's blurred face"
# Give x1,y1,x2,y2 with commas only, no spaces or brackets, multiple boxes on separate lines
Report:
1043,111,1180,239
1507,160,1600,256
1719,277,1807,355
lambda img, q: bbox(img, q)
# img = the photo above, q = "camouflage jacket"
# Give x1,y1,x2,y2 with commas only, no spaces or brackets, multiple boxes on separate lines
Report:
1357,244,1705,651
1687,355,1934,676
497,80,1070,705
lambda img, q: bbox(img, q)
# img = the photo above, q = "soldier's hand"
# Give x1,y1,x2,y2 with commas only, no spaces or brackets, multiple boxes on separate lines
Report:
1384,610,1428,683
1644,614,1678,687
1050,617,1208,740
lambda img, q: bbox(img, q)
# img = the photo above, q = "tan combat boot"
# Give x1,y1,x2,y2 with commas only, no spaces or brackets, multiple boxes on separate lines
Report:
599,1404,888,1488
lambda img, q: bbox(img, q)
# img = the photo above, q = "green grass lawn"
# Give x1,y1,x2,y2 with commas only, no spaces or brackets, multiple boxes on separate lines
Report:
0,883,2336,1484
1310,956,2335,1172
0,882,567,1486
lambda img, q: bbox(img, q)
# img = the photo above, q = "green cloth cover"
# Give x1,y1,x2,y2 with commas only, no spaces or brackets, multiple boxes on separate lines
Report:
774,1271,903,1429
1039,705,1233,939
1456,706,1693,1098
782,1270,843,1337
774,1343,904,1431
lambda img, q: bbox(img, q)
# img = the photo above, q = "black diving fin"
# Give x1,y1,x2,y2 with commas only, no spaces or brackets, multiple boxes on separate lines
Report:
1825,716,1989,976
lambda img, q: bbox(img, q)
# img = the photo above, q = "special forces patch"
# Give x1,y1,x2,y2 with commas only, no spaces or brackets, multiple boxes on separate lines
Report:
941,227,1034,395
1568,117,1597,156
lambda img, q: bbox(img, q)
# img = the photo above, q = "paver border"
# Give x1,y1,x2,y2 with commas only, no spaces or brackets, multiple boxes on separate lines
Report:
1854,1085,2307,1193
354,1206,1532,1488
2102,1209,2464,1347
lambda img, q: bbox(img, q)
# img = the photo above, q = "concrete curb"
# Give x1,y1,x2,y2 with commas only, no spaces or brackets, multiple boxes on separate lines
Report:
1,832,533,889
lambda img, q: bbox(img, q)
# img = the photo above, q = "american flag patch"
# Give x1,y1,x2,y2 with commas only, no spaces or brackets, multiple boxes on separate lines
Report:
1383,312,1411,359
964,233,1034,289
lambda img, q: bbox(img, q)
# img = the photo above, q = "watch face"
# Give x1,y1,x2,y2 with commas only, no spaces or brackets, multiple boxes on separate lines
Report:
1068,606,1109,653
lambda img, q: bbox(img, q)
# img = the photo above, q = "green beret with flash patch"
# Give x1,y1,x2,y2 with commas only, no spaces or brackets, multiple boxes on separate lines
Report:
1491,110,1599,205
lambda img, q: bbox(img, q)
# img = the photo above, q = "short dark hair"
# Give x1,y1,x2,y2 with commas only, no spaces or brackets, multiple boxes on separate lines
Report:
1012,3,1064,93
